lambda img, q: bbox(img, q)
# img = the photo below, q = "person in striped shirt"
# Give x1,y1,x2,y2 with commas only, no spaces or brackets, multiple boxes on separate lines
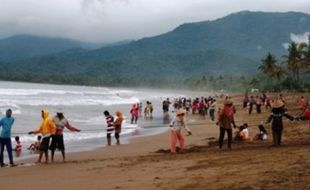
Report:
104,111,114,146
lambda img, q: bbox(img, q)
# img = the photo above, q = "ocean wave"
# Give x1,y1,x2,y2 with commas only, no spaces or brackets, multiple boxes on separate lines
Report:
0,88,135,96
0,103,21,115
0,96,140,106
12,126,139,145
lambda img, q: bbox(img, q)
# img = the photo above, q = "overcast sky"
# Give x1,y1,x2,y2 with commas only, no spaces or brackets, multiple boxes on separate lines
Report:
1,0,310,43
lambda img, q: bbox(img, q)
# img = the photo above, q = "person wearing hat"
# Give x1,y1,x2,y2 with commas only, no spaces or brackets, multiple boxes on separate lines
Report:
218,100,237,149
50,112,81,162
266,100,294,146
169,109,192,153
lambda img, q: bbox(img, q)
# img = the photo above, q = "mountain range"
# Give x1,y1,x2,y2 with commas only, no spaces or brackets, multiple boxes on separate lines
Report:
1,11,310,86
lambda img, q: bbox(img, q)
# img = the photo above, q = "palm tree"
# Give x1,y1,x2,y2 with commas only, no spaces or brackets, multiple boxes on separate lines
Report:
259,53,279,79
249,77,260,87
301,34,310,69
283,42,305,82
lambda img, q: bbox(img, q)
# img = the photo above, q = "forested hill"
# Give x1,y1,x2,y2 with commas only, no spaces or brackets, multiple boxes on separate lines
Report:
1,11,310,87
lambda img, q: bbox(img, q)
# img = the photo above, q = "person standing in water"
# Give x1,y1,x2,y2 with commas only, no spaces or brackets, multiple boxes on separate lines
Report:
0,109,17,167
29,110,56,164
130,104,139,124
266,100,294,146
114,111,124,145
50,112,80,162
104,111,114,146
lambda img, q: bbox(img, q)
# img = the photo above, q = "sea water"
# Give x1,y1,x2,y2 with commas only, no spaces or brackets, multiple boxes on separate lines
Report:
0,81,185,161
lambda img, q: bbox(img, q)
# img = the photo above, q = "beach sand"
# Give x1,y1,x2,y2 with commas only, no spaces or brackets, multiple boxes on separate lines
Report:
0,93,310,190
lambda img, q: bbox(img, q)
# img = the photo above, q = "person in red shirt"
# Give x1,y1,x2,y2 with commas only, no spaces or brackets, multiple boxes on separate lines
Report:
298,102,310,128
130,104,139,124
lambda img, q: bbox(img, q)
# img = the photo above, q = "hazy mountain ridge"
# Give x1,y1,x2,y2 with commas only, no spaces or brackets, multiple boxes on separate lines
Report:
1,11,310,86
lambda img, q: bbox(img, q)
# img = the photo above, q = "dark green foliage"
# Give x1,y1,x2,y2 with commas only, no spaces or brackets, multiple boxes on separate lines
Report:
1,11,310,91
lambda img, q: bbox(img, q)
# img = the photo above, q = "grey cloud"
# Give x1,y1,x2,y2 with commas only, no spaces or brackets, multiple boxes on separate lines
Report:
0,0,309,43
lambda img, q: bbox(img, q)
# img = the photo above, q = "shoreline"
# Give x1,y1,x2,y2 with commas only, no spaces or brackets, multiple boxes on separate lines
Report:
1,92,310,190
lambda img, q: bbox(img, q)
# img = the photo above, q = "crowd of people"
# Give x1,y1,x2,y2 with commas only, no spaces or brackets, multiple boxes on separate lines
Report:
1,93,310,167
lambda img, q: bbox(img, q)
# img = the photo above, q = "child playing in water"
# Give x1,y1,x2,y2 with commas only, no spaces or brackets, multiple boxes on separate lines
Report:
13,136,22,157
13,136,22,152
28,135,42,152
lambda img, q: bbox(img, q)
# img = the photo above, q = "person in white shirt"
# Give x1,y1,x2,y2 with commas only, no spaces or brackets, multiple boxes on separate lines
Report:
169,109,192,153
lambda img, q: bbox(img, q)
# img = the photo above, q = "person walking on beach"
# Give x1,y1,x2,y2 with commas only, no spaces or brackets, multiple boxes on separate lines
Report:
266,100,294,146
29,110,56,164
243,93,249,108
0,109,17,167
256,96,262,114
130,104,139,124
104,111,114,146
50,112,80,162
249,96,255,114
169,109,192,154
300,96,306,110
218,100,237,149
114,111,124,145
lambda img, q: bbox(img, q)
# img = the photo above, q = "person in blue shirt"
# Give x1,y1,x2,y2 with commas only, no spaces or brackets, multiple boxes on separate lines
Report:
0,109,17,167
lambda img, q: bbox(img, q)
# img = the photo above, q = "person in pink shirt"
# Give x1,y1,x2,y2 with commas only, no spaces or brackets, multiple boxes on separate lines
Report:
130,104,139,124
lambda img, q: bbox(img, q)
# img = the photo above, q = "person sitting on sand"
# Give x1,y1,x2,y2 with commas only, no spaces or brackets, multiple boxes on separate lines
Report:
253,124,268,143
234,125,245,141
266,100,294,146
104,110,114,146
50,112,81,162
240,123,250,141
0,109,17,167
218,100,237,149
114,111,124,145
29,110,57,164
296,102,310,128
169,109,192,154
28,135,42,152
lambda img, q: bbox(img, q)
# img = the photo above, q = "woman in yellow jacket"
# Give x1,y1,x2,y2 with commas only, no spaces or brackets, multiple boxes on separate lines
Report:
29,110,56,164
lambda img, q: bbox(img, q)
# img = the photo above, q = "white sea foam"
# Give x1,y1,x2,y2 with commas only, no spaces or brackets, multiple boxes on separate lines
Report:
13,124,139,144
0,96,140,106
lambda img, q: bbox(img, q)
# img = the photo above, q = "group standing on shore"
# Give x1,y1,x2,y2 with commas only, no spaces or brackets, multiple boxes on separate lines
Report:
1,92,310,166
